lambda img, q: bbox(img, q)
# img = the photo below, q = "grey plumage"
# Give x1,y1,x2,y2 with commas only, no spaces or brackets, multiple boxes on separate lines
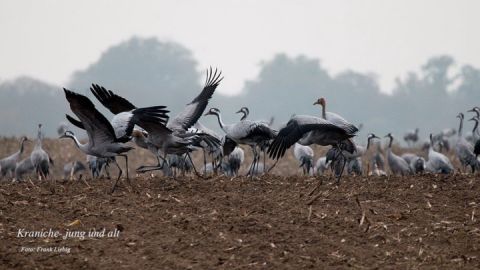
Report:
293,143,314,175
385,133,412,176
14,157,34,181
455,113,478,172
30,124,51,179
425,134,454,174
0,136,28,179
63,161,87,180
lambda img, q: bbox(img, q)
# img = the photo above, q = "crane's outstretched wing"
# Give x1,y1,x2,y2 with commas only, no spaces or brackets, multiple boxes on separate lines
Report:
63,88,118,147
66,114,84,130
168,67,223,132
90,84,137,114
268,115,353,160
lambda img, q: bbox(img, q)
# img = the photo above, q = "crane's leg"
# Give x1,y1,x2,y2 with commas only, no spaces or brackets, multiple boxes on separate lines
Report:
246,146,257,177
186,152,206,179
136,155,166,172
110,160,123,194
121,154,131,186
203,149,207,174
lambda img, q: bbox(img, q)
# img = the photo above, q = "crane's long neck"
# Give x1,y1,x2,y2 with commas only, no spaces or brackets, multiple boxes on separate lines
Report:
388,136,393,148
472,120,479,138
19,139,26,154
35,129,43,149
321,104,326,119
458,116,464,137
366,138,372,150
68,134,88,153
214,113,227,132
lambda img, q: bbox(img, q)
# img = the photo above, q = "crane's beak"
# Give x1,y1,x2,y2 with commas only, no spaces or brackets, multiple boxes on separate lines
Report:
384,135,389,138
468,108,475,112
468,117,477,121
235,109,242,114
313,101,319,105
372,135,380,139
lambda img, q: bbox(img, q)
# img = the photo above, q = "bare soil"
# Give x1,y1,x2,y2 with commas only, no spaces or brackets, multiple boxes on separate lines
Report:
1,137,479,269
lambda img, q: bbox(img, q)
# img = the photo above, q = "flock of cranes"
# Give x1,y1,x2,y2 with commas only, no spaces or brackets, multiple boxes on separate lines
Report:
1,68,480,193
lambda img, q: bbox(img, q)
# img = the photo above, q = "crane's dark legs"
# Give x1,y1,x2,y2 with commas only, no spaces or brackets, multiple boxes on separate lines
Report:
110,159,123,194
136,155,167,173
186,152,205,179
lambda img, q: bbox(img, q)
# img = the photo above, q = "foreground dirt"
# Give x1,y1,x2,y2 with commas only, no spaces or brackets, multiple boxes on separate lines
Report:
1,174,479,269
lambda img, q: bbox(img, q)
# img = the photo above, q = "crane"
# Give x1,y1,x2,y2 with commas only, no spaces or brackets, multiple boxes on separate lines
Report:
0,136,28,178
425,134,454,174
293,143,314,175
205,107,276,176
30,124,52,180
455,113,478,173
384,133,412,176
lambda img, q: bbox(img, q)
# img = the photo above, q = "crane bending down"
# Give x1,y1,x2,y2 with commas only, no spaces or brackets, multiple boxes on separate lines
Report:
425,134,454,174
60,88,169,193
0,136,28,178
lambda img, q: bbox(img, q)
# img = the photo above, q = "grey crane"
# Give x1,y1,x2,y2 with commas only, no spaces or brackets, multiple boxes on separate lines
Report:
293,143,314,175
30,124,52,180
403,128,420,147
468,117,480,159
268,114,356,183
314,157,330,176
235,106,276,173
384,133,412,176
425,134,454,174
455,113,478,172
86,155,112,179
329,133,379,177
134,68,223,175
370,141,386,173
0,136,28,178
401,153,425,174
205,107,276,176
14,157,34,181
60,89,168,193
63,161,86,180
468,106,480,118
204,146,245,177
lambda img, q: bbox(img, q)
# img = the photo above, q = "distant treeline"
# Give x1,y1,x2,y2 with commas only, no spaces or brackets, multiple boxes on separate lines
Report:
1,37,478,143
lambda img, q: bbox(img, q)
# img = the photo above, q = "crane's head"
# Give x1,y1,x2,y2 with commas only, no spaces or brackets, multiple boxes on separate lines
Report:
235,107,249,120
468,106,480,113
59,130,75,139
313,97,326,107
367,133,379,140
384,133,393,139
20,136,29,142
457,112,464,119
204,107,220,116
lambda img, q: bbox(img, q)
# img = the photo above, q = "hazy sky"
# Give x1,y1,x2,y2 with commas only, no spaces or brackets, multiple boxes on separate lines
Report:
0,0,479,95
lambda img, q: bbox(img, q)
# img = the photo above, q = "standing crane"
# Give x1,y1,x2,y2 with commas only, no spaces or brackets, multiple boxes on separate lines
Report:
468,117,480,160
384,133,412,176
60,89,168,193
0,136,28,178
403,128,420,147
30,124,52,180
455,113,478,172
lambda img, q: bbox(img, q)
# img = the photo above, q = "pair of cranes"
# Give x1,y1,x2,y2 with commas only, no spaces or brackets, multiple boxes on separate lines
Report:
0,124,53,181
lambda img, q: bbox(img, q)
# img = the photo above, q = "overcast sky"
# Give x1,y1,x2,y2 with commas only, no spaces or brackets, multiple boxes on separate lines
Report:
0,0,478,95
